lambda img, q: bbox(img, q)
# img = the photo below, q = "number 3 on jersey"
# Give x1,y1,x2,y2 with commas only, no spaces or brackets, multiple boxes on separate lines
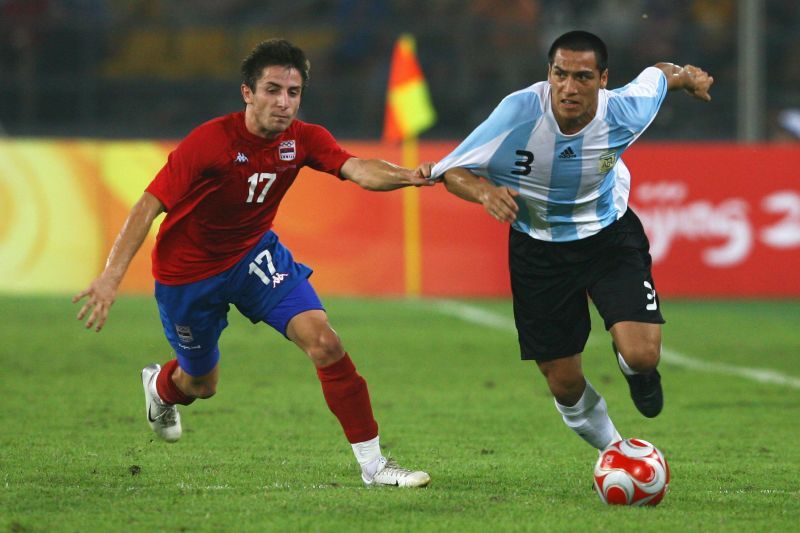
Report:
246,172,277,203
512,150,533,176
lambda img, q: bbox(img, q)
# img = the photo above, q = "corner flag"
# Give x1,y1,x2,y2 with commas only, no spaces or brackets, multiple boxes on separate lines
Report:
383,34,436,142
383,34,435,297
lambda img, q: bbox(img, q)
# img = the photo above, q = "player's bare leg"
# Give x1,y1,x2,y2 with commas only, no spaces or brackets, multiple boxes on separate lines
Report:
538,354,621,450
172,364,219,399
611,322,663,418
287,310,430,487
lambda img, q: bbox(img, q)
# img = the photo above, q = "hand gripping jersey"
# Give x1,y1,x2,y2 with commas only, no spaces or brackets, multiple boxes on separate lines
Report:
431,67,668,242
146,112,353,284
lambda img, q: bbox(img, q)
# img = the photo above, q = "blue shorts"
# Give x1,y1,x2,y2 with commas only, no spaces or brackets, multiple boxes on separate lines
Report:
155,231,324,376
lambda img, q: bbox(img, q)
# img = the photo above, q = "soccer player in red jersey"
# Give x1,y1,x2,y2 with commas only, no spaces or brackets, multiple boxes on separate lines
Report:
73,39,431,487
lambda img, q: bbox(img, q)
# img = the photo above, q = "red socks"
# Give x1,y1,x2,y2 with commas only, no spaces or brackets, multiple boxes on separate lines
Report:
155,359,195,406
316,353,379,444
154,354,377,443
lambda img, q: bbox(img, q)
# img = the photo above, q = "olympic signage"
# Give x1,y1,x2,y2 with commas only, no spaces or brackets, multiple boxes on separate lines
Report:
623,144,800,297
0,140,797,297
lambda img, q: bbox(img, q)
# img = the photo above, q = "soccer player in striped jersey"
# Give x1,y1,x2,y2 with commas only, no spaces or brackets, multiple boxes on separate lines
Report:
431,30,713,451
73,39,431,488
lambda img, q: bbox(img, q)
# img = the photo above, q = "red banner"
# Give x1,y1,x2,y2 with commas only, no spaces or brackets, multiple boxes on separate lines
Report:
246,142,800,298
2,140,796,297
624,144,800,297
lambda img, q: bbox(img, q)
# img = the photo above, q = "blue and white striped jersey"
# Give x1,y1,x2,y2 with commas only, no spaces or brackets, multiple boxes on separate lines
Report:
431,67,668,242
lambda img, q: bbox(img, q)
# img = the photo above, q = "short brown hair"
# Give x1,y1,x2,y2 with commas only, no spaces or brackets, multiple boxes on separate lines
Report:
241,39,310,91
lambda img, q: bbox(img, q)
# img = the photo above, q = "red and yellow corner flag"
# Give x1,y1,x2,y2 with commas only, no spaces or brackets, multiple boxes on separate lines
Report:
383,34,436,297
383,34,436,142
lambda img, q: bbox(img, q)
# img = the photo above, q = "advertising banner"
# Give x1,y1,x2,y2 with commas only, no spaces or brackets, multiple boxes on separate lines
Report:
1,141,797,297
624,144,800,297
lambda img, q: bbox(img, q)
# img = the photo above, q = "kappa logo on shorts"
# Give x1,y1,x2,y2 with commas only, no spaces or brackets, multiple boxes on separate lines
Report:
278,140,296,161
644,281,658,311
234,152,249,164
175,325,194,343
271,272,288,287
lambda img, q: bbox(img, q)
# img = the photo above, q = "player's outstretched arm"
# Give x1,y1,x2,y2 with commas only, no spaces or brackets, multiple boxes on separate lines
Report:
340,157,435,191
442,167,519,223
72,192,165,332
654,63,714,101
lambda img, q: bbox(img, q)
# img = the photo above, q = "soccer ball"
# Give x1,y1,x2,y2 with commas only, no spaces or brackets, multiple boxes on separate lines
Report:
593,438,670,506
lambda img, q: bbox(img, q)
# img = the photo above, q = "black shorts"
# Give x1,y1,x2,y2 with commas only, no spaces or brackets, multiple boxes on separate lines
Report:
509,208,665,362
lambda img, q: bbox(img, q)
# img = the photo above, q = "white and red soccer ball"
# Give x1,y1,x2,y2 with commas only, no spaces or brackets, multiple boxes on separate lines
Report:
593,438,670,506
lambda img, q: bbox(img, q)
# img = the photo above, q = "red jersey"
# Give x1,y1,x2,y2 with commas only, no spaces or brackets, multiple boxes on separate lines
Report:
146,112,353,284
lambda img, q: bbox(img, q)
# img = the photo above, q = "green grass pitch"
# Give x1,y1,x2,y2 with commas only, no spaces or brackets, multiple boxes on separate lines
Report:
1,295,798,531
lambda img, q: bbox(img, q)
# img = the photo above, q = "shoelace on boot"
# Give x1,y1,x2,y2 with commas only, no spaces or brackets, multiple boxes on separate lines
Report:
153,404,178,425
375,460,415,479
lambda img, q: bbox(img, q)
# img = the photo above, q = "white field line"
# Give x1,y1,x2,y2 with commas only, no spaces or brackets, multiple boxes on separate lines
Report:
425,300,800,390
659,346,800,389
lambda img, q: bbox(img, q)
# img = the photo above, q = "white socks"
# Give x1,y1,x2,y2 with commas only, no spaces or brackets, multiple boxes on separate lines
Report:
555,380,621,450
352,435,383,478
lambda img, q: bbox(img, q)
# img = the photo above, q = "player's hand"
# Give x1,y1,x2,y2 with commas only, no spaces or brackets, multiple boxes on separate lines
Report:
72,273,119,332
682,64,713,102
480,185,519,223
411,161,436,186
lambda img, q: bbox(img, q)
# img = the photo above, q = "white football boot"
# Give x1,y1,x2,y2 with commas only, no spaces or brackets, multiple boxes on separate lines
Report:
362,457,431,488
141,363,182,442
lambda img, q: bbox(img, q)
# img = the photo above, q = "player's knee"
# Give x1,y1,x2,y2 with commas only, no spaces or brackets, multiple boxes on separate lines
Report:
306,328,345,367
538,360,585,405
174,364,218,399
194,383,217,399
186,376,218,399
621,342,661,372
547,376,586,405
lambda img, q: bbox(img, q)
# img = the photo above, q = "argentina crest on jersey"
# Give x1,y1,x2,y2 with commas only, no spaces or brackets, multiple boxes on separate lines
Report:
598,150,617,173
279,140,296,161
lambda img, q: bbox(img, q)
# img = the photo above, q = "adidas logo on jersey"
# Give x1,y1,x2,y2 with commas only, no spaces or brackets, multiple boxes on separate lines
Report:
235,152,249,164
558,146,577,159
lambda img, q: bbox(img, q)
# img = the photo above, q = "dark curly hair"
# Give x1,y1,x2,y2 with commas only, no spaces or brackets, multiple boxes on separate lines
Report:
241,39,310,91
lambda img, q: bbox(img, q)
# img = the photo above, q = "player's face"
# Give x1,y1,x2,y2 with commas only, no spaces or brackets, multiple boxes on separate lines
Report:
548,49,608,134
241,65,303,138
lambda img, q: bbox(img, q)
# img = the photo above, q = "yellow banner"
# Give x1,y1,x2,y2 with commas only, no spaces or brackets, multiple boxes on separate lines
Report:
0,140,171,294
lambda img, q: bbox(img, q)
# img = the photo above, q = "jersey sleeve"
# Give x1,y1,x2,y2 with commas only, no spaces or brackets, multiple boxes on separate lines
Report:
606,67,668,135
431,88,542,180
145,125,222,210
302,124,354,179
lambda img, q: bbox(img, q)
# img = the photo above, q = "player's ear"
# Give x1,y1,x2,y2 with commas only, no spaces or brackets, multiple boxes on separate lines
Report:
241,83,253,104
599,69,609,89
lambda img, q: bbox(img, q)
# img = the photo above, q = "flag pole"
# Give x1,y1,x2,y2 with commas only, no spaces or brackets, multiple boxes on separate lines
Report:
402,137,421,297
383,33,435,298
